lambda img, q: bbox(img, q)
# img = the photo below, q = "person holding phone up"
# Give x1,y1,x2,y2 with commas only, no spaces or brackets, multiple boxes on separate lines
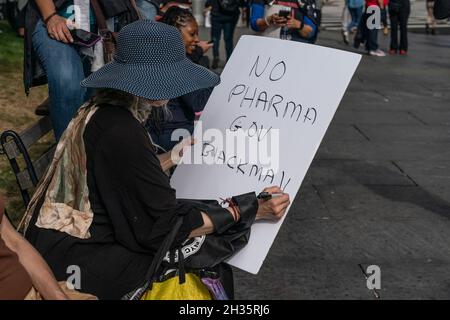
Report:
250,0,318,43
23,0,142,141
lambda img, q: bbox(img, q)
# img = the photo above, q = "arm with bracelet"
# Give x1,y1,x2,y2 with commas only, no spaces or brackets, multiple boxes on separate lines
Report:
35,0,73,43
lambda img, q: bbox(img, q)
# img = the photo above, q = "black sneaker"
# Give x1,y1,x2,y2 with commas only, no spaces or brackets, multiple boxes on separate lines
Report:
35,97,50,116
211,57,219,69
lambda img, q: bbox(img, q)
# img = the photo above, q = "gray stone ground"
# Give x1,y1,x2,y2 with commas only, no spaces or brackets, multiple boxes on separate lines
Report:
199,14,450,299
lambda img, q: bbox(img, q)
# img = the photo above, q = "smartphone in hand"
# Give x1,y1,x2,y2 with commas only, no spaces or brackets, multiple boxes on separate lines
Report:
70,29,102,47
278,7,291,18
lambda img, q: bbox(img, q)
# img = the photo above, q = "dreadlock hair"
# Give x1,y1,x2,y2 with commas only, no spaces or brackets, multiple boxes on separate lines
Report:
160,6,196,30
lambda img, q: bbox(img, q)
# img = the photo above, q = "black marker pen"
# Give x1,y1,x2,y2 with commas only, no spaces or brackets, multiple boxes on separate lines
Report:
257,192,284,201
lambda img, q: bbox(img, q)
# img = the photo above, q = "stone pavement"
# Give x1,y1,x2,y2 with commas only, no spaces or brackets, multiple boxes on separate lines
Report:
199,24,450,299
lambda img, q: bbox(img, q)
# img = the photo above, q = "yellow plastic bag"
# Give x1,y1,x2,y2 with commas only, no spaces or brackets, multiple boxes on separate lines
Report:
140,273,212,300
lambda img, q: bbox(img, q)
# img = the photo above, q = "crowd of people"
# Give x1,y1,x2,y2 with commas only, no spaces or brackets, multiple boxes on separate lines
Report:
342,0,447,57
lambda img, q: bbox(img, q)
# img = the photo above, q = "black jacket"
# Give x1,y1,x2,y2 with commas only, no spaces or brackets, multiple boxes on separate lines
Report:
205,0,244,17
434,0,450,19
23,0,139,94
25,105,258,299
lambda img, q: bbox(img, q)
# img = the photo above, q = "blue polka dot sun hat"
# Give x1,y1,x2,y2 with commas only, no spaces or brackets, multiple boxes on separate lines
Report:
81,20,220,100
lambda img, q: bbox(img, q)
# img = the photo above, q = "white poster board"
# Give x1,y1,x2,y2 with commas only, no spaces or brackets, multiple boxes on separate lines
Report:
171,35,361,274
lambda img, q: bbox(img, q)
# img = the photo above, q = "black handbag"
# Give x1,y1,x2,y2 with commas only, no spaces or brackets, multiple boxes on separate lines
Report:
121,217,184,300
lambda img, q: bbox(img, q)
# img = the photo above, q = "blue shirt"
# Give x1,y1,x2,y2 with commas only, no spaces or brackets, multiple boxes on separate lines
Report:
347,0,365,8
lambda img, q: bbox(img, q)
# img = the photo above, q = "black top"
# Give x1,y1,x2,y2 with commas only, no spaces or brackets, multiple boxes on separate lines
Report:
205,0,243,17
433,0,450,19
25,104,260,299
25,105,205,299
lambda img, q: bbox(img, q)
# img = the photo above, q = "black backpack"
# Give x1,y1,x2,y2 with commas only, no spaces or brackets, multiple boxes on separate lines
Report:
218,0,240,15
298,0,320,26
296,0,320,43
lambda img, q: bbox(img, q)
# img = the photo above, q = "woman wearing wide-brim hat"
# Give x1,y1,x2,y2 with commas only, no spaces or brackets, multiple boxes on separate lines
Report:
22,20,290,300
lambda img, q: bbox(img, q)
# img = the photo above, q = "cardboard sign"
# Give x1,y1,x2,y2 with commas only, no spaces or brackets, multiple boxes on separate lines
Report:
171,35,361,274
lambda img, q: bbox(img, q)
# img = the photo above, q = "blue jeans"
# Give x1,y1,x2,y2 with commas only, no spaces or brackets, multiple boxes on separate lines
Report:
32,20,92,140
347,6,363,32
365,28,379,51
135,0,158,20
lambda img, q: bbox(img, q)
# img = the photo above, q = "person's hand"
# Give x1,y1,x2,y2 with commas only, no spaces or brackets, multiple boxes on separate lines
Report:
256,186,290,221
286,16,302,29
170,137,196,165
268,14,287,27
198,40,213,53
46,14,73,43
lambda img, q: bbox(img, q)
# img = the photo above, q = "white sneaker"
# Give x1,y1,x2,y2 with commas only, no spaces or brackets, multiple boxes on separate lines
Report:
342,30,349,45
369,49,386,57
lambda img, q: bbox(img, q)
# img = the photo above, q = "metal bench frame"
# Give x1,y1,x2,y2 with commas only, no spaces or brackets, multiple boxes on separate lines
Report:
1,116,56,208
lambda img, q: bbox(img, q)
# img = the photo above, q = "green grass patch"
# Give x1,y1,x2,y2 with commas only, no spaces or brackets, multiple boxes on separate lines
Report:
0,20,23,72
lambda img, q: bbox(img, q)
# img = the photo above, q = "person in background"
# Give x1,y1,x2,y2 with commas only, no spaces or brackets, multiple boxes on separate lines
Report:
388,0,410,55
249,0,318,43
147,6,214,151
135,0,164,20
364,0,386,56
24,0,139,140
0,197,95,300
205,0,242,69
426,0,437,34
346,0,364,36
381,0,389,35
341,1,351,44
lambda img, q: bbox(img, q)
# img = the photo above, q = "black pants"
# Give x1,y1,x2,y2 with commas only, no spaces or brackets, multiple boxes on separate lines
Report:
389,2,410,51
365,28,379,51
211,14,239,60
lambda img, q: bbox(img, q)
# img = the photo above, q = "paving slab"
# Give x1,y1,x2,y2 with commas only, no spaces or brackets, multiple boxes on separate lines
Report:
333,110,423,126
234,260,450,299
303,160,414,186
234,213,450,299
288,185,330,220
395,160,450,187
315,140,385,160
409,109,450,126
322,125,368,143
313,185,450,220
356,124,450,142
373,141,450,161
233,261,375,300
